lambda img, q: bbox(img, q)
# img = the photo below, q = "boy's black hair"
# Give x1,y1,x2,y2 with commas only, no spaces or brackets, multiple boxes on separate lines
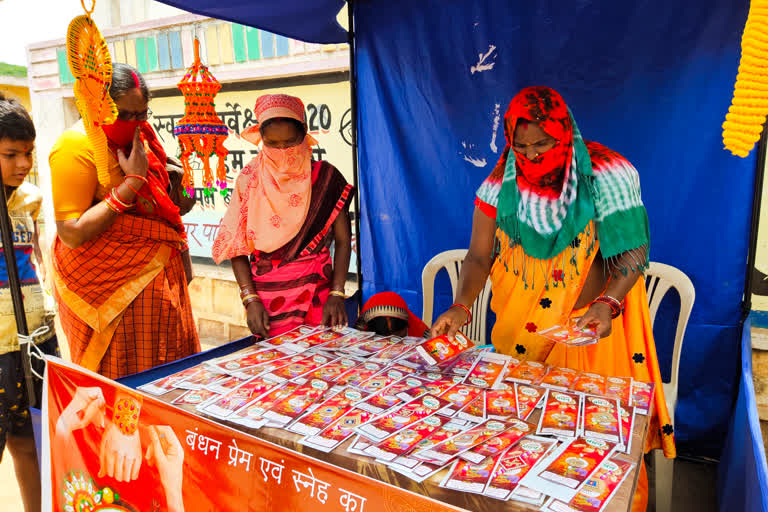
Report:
0,92,35,142
109,63,150,102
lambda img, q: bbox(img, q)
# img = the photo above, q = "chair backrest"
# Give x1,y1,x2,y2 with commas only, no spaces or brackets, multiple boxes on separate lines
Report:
644,262,695,398
422,249,493,345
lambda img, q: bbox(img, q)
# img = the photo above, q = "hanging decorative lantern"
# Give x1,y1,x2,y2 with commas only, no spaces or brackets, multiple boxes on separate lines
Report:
66,0,118,186
173,38,230,198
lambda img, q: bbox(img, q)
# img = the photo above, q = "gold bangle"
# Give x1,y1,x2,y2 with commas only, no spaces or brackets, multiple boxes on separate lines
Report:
241,293,261,305
329,290,345,298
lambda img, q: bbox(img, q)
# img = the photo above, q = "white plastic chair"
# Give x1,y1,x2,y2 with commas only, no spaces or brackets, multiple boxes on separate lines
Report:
644,261,695,512
421,249,493,345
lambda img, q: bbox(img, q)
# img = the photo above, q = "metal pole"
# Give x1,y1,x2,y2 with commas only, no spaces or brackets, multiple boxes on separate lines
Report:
0,174,36,407
742,124,767,321
347,0,364,312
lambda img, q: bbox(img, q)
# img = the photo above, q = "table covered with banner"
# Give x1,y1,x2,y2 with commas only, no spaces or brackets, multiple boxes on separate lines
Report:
41,326,656,512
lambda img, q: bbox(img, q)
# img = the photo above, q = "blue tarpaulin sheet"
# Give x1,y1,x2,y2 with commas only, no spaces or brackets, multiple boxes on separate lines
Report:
718,315,768,512
354,0,754,455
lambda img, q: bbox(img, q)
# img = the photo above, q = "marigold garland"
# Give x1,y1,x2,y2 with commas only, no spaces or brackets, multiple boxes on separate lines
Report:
173,38,230,198
723,0,768,157
66,0,118,186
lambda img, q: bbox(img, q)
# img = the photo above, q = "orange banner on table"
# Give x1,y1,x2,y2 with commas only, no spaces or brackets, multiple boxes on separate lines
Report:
42,358,463,512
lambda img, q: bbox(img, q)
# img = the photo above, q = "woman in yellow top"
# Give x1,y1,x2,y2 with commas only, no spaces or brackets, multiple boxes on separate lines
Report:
431,87,674,511
49,63,199,379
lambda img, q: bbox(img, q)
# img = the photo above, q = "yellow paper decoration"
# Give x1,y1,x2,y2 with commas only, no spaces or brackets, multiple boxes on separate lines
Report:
67,0,118,185
723,0,768,157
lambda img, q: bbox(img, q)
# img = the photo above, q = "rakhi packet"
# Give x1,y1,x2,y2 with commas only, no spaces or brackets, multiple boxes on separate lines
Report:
301,408,374,452
205,374,252,394
356,394,449,442
369,342,416,363
302,356,364,384
390,420,469,470
175,368,226,390
258,325,318,349
229,381,301,429
485,387,518,420
288,387,368,436
462,418,535,464
457,393,487,423
358,367,410,394
537,391,581,438
443,349,483,377
582,395,622,443
537,437,617,489
262,378,332,426
541,367,581,392
516,384,547,421
630,381,654,415
605,376,633,406
465,352,510,388
619,406,635,454
542,456,634,512
348,336,395,357
538,324,598,347
138,366,202,395
209,347,292,374
415,331,474,366
396,375,464,402
200,376,281,419
357,375,429,414
316,330,375,352
334,361,384,388
262,353,337,383
440,384,485,417
505,360,548,385
571,372,607,395
439,452,504,494
415,419,510,464
293,328,354,351
171,388,220,406
482,435,558,500
364,415,449,462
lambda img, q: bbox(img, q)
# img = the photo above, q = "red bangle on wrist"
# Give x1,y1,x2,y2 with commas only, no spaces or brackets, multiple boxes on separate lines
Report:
450,303,473,326
592,295,624,319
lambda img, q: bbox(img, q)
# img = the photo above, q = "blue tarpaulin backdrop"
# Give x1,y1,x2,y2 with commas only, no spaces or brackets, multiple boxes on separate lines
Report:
354,0,753,455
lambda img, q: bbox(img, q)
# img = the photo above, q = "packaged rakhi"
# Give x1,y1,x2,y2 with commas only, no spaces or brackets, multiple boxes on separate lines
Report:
605,376,633,406
300,408,374,453
535,437,617,490
293,328,354,350
415,331,474,366
390,420,469,470
200,376,281,419
537,391,581,438
396,375,464,403
439,452,504,494
369,342,416,363
174,368,226,390
571,372,607,396
619,405,635,454
364,415,449,462
465,352,511,389
262,378,332,426
540,367,581,392
262,353,338,383
505,360,548,385
537,324,598,347
541,456,634,512
482,435,558,501
356,394,449,443
205,374,251,394
485,387,518,420
630,381,654,415
399,461,452,483
358,367,410,394
334,361,383,388
461,418,535,464
457,393,487,423
258,325,318,349
444,349,483,377
440,384,485,417
356,375,429,414
288,387,367,437
171,388,219,406
138,366,202,396
229,381,301,429
516,384,548,422
581,395,622,444
348,336,396,358
316,330,375,352
414,419,510,464
300,356,363,384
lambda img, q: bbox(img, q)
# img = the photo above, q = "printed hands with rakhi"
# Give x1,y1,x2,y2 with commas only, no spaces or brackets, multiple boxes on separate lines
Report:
145,425,185,512
98,420,142,482
574,301,613,338
55,387,106,438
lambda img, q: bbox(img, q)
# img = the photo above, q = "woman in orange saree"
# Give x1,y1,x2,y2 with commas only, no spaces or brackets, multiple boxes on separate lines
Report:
431,87,675,510
50,64,199,379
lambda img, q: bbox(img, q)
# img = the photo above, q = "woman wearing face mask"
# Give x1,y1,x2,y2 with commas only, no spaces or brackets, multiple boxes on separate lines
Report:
49,63,200,379
213,94,353,338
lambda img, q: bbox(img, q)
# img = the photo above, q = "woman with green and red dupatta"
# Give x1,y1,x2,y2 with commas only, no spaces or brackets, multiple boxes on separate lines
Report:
213,94,354,338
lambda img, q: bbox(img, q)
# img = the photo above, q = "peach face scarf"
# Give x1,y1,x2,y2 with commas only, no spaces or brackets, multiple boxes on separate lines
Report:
212,94,315,262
